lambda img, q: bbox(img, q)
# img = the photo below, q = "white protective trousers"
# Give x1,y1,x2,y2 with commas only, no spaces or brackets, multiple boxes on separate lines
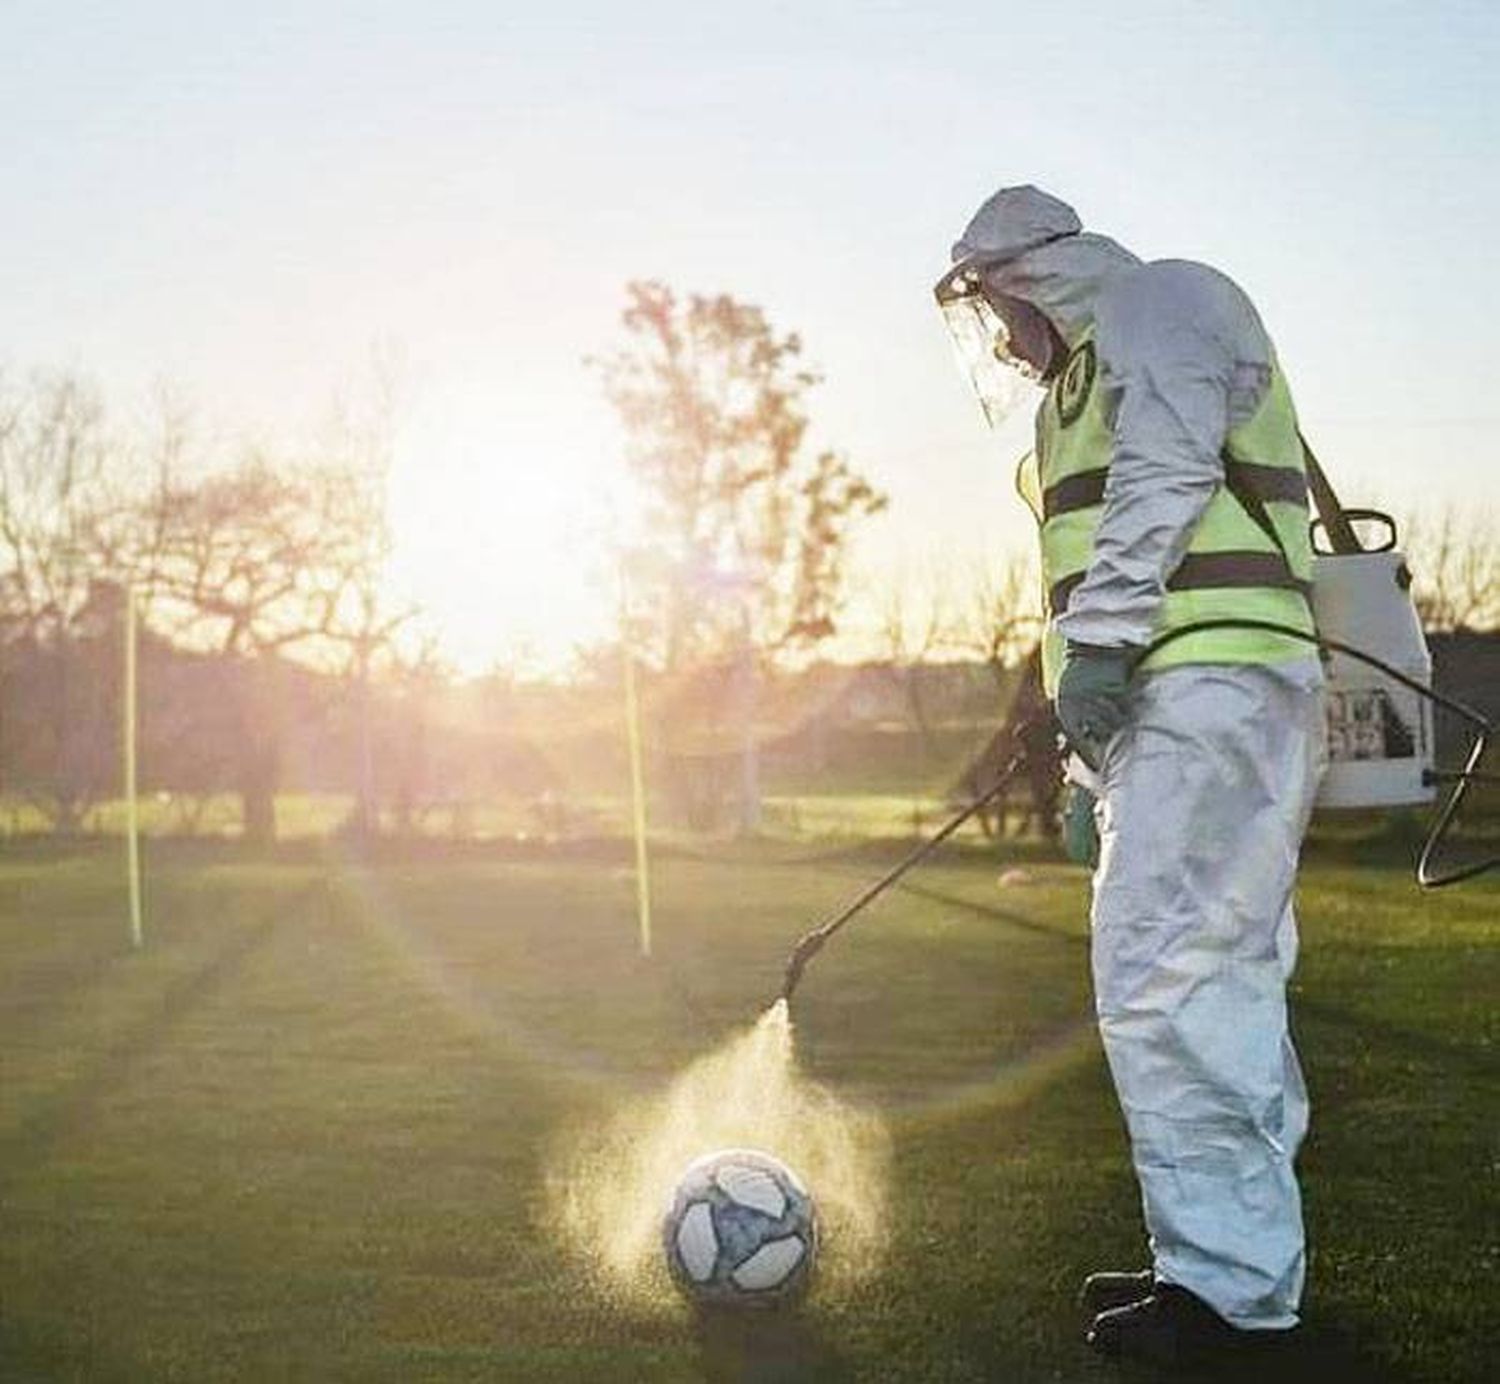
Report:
1094,659,1325,1329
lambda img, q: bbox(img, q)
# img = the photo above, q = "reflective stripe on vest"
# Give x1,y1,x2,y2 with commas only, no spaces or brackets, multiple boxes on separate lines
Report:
1027,324,1317,696
1049,551,1313,618
1042,459,1308,521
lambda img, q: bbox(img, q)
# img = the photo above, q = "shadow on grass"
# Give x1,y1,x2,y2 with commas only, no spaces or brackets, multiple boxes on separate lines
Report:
0,885,310,1188
1088,1317,1415,1384
1285,1317,1416,1383
693,1308,853,1384
0,1318,140,1384
1296,994,1500,1079
895,879,1085,949
0,946,125,1043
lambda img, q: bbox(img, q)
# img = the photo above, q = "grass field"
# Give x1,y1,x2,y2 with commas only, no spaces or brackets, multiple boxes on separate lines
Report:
0,841,1495,1382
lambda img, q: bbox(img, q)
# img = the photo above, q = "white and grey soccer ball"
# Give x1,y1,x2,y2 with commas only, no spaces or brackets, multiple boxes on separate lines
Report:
662,1148,818,1310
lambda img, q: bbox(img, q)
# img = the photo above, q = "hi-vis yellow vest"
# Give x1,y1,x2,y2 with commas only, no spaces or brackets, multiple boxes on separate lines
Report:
1020,326,1316,697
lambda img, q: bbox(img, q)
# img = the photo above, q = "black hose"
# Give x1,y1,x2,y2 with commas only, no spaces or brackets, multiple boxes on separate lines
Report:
776,618,1494,1005
778,746,1030,1002
1136,619,1496,888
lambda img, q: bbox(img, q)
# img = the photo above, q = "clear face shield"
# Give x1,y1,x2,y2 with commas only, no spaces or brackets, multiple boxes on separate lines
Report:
934,263,1045,430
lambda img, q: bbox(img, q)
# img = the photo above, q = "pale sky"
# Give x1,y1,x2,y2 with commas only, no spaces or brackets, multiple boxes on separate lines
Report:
3,2,1496,671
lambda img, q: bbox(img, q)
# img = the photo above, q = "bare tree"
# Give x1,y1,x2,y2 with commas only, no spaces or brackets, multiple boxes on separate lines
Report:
1404,506,1500,632
123,455,373,843
323,495,415,841
951,645,1060,842
876,563,955,755
0,371,117,830
383,632,448,838
0,363,420,843
0,372,111,641
929,550,1055,842
954,549,1042,692
594,282,888,669
313,382,418,841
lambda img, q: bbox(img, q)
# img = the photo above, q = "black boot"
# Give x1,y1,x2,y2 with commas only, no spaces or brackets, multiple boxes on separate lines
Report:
1086,1283,1288,1368
1079,1269,1154,1318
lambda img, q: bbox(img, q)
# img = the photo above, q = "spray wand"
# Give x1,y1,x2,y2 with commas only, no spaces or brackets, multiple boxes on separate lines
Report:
777,618,1497,1004
779,740,1032,1003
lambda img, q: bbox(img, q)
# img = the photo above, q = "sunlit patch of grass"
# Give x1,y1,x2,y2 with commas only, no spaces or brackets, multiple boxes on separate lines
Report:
0,846,1493,1380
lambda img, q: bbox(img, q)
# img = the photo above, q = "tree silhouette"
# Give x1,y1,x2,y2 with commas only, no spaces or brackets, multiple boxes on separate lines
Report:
595,281,887,670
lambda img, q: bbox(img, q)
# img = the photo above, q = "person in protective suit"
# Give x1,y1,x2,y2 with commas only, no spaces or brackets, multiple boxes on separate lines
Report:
937,186,1326,1367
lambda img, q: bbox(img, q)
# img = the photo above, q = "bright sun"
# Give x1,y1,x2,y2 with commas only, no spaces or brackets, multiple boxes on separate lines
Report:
385,375,627,676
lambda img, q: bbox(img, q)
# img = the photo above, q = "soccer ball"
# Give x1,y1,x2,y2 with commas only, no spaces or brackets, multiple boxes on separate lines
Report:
662,1148,818,1310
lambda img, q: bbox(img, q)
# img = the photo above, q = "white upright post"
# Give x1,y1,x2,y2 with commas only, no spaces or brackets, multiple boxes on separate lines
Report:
619,568,652,958
738,601,760,835
124,583,143,950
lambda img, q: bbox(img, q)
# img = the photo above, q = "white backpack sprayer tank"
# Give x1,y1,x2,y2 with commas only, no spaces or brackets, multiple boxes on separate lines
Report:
1311,541,1435,809
1289,466,1492,885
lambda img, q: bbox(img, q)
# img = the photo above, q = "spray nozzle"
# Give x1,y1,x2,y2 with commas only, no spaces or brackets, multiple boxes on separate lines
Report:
780,932,828,1004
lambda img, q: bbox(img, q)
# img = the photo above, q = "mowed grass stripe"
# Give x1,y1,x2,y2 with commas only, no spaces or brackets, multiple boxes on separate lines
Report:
0,849,1494,1381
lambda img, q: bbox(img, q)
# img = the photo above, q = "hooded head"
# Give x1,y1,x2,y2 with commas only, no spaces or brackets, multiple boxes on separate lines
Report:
950,185,1141,346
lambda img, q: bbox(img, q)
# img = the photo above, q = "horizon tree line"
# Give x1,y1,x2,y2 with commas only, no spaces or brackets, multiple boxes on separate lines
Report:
1,309,1496,842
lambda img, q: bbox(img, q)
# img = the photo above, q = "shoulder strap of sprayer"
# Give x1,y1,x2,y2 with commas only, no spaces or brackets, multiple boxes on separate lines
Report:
1218,447,1308,619
1220,446,1295,565
1219,430,1362,588
1297,430,1363,555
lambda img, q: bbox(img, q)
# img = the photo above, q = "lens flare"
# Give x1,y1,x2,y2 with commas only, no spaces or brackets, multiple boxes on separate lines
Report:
547,999,889,1309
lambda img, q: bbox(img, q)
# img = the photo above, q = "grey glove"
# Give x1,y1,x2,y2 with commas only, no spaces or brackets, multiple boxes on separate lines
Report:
1055,643,1137,771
